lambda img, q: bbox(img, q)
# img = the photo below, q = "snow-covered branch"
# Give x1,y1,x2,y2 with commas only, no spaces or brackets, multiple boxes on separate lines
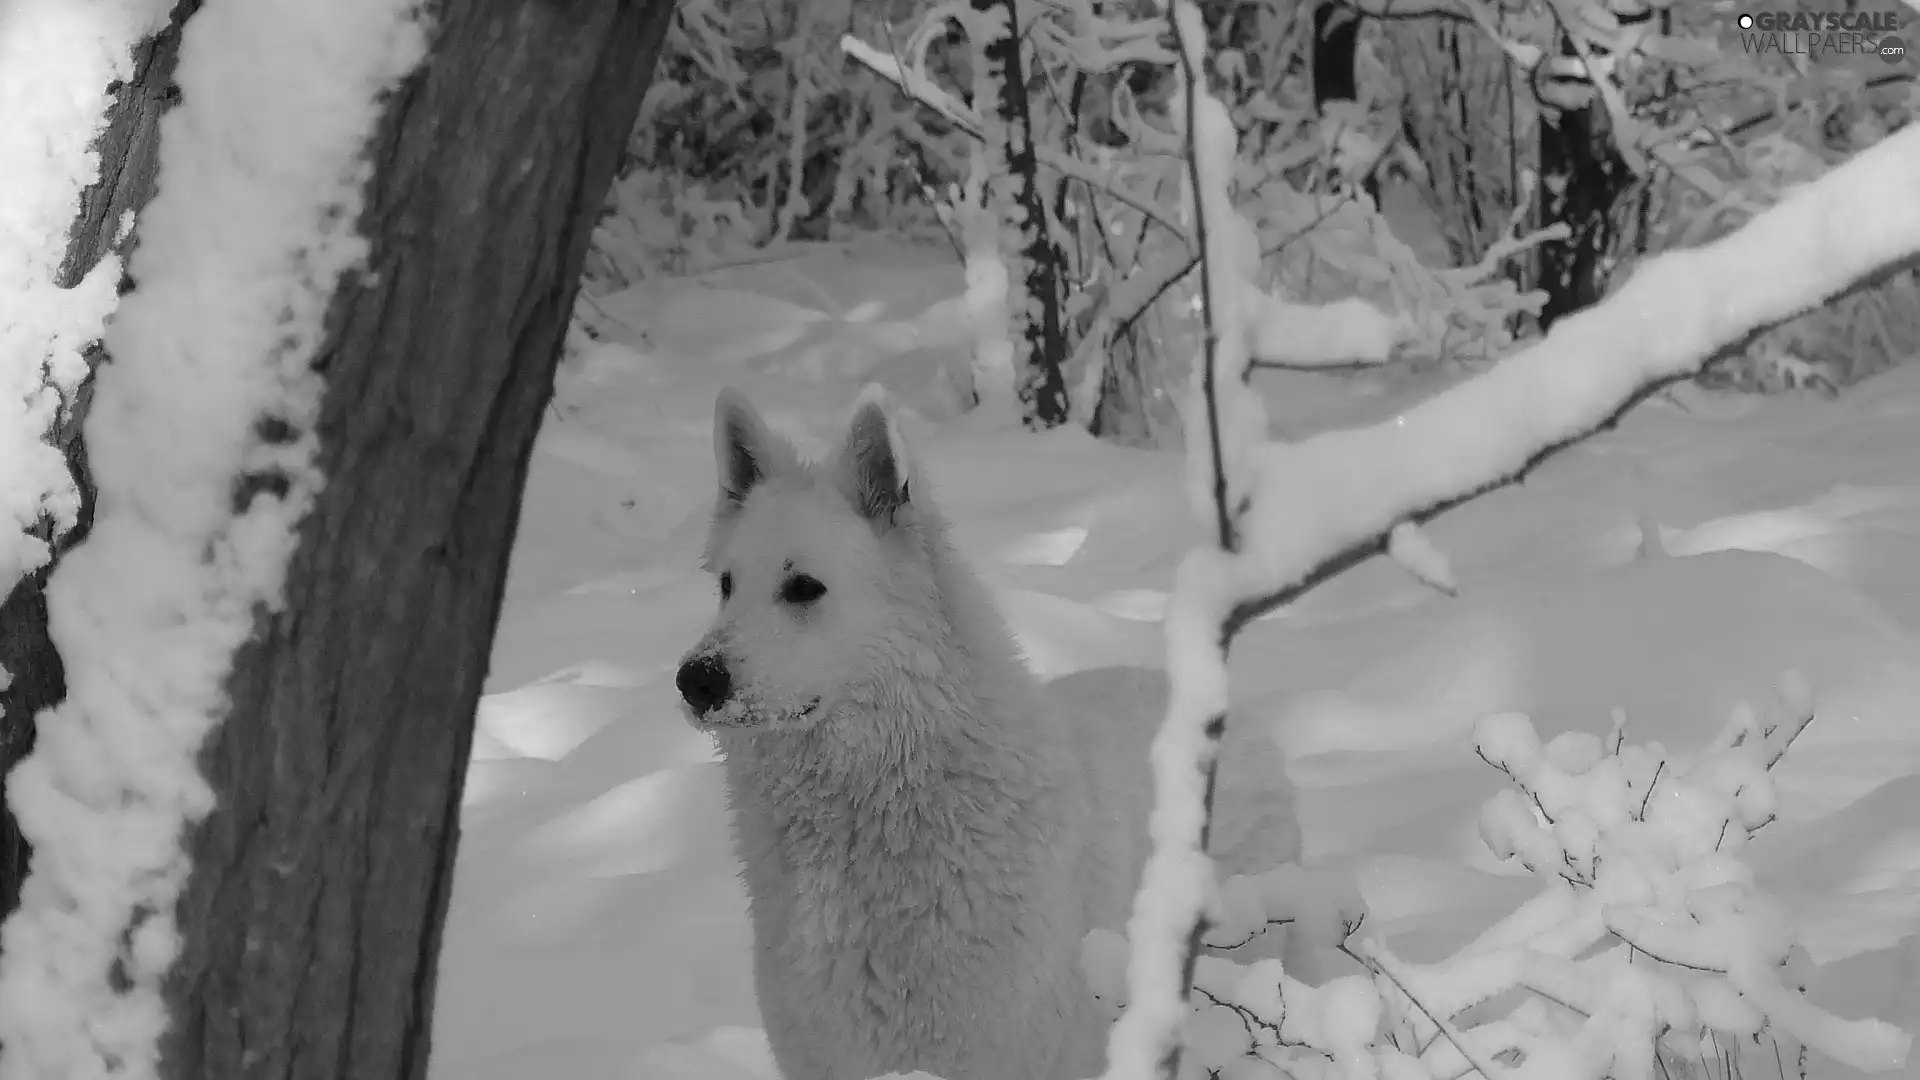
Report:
838,33,983,141
1224,123,1920,625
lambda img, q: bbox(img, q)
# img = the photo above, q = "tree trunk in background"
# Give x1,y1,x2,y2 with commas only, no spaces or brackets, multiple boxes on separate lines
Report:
1311,3,1380,204
0,0,198,925
1535,97,1626,328
158,2,678,1078
1090,328,1156,445
974,0,1071,428
1535,17,1645,331
1628,9,1673,262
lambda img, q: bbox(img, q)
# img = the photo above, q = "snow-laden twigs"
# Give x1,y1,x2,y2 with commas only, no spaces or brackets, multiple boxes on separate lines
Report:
1420,677,1905,1077
837,33,1192,243
838,33,982,140
0,5,430,1079
1097,677,1912,1079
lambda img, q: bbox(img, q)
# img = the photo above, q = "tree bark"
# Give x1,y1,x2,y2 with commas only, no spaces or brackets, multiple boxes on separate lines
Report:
0,0,198,925
973,0,1071,428
158,2,678,1078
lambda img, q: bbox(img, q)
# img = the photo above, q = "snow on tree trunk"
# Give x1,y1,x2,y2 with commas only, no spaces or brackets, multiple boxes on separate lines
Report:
0,0,199,931
972,0,1072,428
0,0,431,1075
0,0,171,614
154,1,679,1078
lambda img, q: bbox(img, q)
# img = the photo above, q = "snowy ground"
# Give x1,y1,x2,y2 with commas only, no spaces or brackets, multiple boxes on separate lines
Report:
426,239,1920,1080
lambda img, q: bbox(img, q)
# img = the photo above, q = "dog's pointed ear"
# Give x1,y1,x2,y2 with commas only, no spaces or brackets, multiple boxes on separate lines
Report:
713,387,785,505
836,387,912,525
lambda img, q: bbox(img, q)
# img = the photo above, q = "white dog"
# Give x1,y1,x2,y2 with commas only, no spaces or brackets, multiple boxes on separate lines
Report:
676,388,1301,1080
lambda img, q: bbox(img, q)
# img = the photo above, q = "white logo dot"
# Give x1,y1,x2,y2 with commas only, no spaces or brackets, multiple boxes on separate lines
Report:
1738,13,1754,28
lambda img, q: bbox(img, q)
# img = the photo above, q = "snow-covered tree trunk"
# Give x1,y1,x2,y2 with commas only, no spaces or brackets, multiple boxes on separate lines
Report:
0,0,197,925
146,2,679,1077
53,2,200,295
973,0,1072,427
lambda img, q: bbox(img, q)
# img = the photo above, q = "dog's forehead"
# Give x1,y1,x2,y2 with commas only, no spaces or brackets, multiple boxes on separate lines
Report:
715,478,864,574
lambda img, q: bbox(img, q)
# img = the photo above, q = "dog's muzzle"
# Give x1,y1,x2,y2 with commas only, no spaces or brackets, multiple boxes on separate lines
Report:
676,653,821,727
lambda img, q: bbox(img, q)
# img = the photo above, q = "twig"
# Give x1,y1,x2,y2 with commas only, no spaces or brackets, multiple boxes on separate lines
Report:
1166,13,1231,552
840,33,1193,244
840,33,984,138
1194,987,1337,1061
1607,929,1725,974
1203,916,1294,950
1111,192,1356,343
1037,146,1193,245
1637,759,1665,820
1763,702,1815,769
771,44,815,242
1354,940,1509,1080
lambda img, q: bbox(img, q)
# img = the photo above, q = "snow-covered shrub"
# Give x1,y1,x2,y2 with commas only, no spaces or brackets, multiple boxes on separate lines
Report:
633,0,953,243
1094,675,1914,1080
1244,167,1555,369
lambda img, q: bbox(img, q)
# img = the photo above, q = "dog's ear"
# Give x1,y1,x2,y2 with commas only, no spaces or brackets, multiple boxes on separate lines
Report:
836,387,911,525
713,387,786,505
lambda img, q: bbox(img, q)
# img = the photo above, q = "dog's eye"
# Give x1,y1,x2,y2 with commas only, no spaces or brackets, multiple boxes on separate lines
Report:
719,572,733,601
780,574,826,605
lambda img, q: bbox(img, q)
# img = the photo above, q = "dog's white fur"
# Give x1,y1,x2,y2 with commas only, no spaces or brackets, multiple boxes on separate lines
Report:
677,388,1300,1080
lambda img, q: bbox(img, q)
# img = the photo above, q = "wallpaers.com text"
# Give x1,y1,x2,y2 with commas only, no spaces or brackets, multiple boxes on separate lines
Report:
1736,9,1907,63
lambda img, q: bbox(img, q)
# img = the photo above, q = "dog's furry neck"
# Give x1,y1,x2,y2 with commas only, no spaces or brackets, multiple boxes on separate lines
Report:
718,513,1060,880
721,643,1057,883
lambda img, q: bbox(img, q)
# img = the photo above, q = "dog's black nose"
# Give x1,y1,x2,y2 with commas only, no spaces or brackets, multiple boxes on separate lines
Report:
677,654,732,714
